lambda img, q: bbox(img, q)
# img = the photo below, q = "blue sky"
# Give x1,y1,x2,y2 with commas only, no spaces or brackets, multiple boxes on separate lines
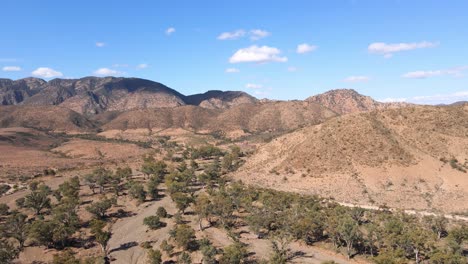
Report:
1,0,467,104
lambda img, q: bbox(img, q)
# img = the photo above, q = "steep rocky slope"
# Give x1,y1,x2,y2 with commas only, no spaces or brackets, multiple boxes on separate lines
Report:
233,104,468,213
0,77,46,105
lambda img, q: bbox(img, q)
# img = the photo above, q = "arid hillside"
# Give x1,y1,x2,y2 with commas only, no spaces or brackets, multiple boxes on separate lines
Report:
306,89,411,114
0,105,97,132
233,104,468,213
101,101,337,136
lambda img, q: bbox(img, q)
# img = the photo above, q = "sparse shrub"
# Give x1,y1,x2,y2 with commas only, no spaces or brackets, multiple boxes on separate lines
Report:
0,184,11,196
178,252,192,264
140,241,152,249
147,249,162,264
160,239,174,256
52,250,79,264
0,203,9,215
156,206,168,218
143,215,163,230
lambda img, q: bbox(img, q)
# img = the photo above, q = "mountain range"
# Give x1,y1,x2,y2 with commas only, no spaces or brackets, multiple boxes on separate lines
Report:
0,76,412,133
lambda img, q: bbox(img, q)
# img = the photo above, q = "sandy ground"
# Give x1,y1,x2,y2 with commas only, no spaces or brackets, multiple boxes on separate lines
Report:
107,186,371,264
108,192,178,264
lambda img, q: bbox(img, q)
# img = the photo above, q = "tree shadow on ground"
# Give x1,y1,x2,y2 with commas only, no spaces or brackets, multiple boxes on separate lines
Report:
108,241,139,253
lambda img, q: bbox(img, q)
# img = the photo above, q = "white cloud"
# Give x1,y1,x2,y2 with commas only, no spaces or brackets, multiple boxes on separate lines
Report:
217,30,246,40
229,45,288,64
296,43,318,54
343,76,370,83
402,66,468,79
245,83,263,89
31,67,63,78
287,66,298,72
96,42,106,47
402,70,442,79
217,29,270,41
137,63,149,69
250,29,270,40
93,68,121,76
166,27,176,35
380,91,468,105
368,41,438,57
225,68,240,73
2,66,21,72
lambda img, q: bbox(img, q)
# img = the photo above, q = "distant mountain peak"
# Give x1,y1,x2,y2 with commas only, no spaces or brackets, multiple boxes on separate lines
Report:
306,88,410,114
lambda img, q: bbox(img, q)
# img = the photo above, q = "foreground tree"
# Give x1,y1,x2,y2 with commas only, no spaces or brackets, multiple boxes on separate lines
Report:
337,216,360,260
424,215,448,240
24,183,51,215
90,219,111,259
86,198,113,219
128,181,146,203
147,176,162,200
170,224,196,250
4,212,29,249
219,242,248,264
0,239,18,264
28,220,55,248
170,192,193,214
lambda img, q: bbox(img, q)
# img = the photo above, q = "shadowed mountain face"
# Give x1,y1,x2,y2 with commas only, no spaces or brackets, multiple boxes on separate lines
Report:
306,88,411,114
0,78,46,105
184,90,257,109
0,77,258,115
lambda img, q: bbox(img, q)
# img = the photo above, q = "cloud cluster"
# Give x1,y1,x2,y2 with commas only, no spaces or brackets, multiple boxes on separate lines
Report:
296,43,318,54
32,67,63,78
137,63,149,69
343,76,370,83
218,30,246,40
166,27,176,35
250,29,270,40
381,91,468,105
2,66,21,72
217,29,270,41
402,66,467,79
96,42,106,47
229,45,287,64
93,68,122,76
368,41,437,57
245,83,263,89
